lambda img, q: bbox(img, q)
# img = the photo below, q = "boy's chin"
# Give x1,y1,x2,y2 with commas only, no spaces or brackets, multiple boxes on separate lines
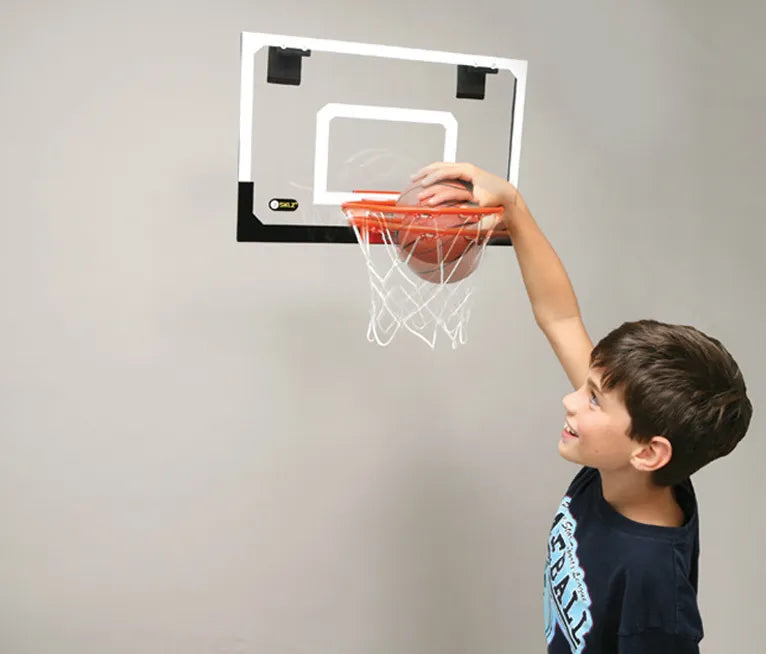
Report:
558,439,583,463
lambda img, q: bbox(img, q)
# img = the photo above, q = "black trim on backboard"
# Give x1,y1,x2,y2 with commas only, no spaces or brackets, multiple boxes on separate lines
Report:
506,74,518,187
237,182,358,243
237,182,512,245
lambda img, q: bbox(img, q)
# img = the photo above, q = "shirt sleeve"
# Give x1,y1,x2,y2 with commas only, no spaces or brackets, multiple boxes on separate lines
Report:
618,629,700,654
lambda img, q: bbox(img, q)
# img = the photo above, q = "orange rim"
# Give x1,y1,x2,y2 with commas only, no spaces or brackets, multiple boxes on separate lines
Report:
343,199,502,216
344,212,503,239
343,200,504,239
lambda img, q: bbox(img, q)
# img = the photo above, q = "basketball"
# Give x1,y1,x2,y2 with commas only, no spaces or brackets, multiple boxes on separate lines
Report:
395,179,482,283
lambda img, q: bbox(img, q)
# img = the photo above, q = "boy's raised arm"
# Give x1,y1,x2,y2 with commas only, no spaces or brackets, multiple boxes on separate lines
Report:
501,197,593,389
413,162,593,389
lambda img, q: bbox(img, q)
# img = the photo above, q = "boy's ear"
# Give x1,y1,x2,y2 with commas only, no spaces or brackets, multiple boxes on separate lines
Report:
630,436,673,473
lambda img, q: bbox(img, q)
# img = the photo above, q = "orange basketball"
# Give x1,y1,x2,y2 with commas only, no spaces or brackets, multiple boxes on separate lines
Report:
395,180,482,284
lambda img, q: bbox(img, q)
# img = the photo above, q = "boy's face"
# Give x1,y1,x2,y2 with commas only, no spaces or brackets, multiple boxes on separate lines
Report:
559,367,637,469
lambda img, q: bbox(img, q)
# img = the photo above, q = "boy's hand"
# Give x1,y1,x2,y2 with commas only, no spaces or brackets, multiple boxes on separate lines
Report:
411,162,526,219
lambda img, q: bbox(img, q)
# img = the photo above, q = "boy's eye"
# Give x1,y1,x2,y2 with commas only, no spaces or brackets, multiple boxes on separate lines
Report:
589,391,599,407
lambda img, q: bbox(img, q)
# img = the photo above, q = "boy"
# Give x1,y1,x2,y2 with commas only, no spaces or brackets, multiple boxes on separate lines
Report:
411,162,753,653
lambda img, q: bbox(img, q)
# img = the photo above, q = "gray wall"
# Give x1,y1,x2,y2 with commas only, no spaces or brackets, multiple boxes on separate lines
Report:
2,1,764,652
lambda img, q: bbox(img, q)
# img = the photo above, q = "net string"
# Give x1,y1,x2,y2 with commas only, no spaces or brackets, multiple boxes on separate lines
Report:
347,209,499,348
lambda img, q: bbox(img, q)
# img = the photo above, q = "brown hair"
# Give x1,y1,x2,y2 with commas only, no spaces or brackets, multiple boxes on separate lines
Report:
590,320,752,486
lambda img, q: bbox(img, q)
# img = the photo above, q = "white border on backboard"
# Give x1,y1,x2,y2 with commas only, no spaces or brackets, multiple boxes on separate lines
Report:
239,32,528,203
313,104,458,205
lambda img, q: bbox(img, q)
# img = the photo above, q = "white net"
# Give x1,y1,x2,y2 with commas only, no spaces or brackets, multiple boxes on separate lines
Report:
345,207,502,348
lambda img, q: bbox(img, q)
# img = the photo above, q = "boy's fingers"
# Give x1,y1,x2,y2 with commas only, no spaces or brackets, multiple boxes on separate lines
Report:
412,162,471,185
417,188,436,200
420,165,475,188
411,161,447,180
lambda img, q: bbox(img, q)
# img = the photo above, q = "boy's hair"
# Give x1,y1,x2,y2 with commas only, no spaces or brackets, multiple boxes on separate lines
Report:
590,319,752,487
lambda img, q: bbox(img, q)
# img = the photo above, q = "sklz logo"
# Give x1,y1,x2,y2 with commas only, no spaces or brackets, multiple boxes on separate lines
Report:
269,198,299,212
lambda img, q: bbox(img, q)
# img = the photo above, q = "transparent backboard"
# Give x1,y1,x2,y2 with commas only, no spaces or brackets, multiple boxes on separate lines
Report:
237,33,527,244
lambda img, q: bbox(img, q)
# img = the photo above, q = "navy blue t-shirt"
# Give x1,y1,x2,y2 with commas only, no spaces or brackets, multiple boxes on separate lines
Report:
543,467,703,653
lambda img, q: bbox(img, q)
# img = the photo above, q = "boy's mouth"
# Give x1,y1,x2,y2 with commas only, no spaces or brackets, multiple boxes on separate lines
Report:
563,422,579,438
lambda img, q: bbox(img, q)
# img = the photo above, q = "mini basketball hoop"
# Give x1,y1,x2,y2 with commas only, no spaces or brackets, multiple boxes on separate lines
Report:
342,193,504,348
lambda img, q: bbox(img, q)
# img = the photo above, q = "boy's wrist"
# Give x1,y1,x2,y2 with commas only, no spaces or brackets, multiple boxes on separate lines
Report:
501,193,531,230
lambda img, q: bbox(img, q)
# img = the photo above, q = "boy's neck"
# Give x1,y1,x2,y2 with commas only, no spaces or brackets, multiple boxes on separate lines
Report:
599,467,685,528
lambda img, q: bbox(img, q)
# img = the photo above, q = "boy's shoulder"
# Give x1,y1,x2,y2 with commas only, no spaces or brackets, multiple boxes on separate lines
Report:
566,466,698,526
565,466,700,582
545,468,704,649
572,468,702,624
562,466,700,559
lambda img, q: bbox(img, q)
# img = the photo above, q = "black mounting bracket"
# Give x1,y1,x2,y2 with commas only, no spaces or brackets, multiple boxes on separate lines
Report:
456,65,498,100
267,46,312,85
